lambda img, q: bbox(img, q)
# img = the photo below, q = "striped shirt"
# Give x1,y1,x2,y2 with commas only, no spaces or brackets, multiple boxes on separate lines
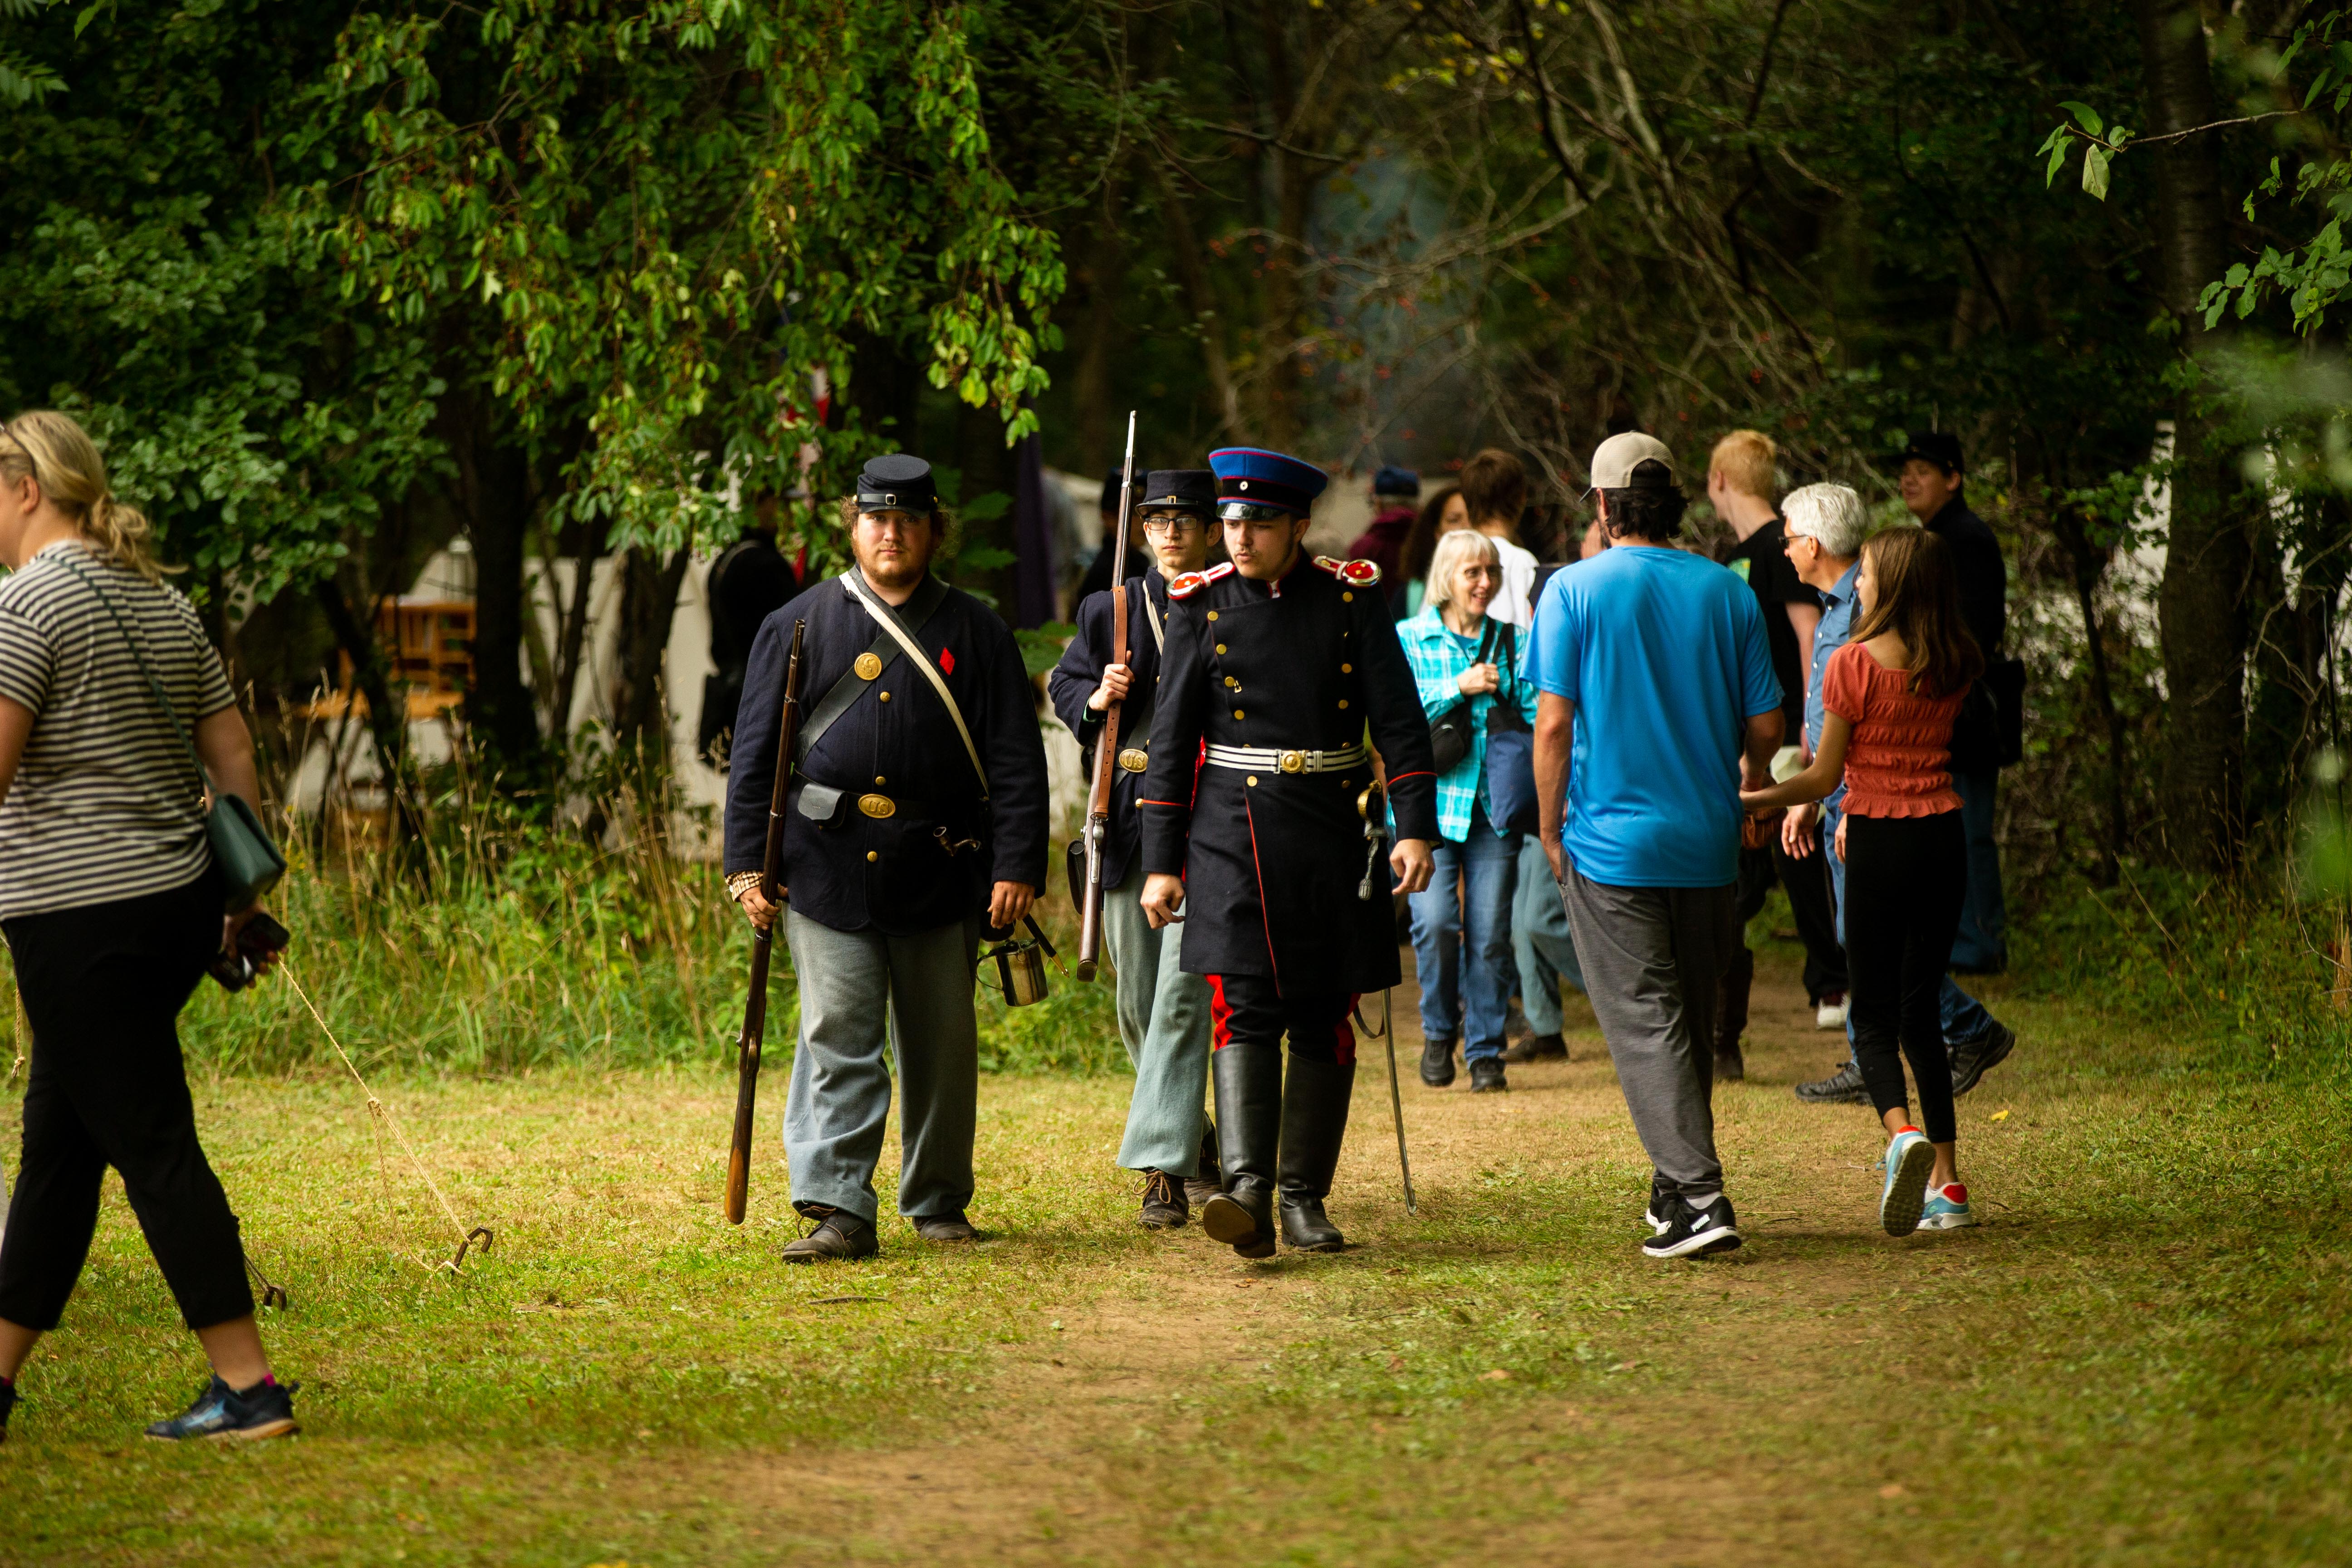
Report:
0,542,235,919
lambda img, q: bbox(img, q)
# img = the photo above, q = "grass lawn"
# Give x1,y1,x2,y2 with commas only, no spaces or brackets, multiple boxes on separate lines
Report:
0,948,2346,1566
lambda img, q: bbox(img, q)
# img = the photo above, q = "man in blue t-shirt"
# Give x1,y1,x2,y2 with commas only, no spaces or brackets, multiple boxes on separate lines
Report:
1531,433,1783,1261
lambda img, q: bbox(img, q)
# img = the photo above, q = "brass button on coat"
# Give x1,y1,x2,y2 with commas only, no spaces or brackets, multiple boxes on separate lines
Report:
878,691,891,702
1215,643,1227,654
866,851,879,862
1233,709,1245,720
854,651,884,680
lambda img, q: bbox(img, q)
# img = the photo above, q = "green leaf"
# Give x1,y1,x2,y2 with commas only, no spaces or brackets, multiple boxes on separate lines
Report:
2059,100,2104,136
2082,142,2112,201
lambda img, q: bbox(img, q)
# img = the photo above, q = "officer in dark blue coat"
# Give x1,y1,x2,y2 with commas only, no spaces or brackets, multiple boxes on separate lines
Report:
1047,470,1221,1230
1137,448,1439,1258
726,454,1049,1262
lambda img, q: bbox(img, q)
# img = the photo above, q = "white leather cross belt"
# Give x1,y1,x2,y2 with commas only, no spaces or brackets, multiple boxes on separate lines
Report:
1202,742,1369,776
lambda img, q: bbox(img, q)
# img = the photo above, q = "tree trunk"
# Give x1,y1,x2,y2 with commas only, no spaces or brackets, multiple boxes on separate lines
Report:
314,575,418,843
610,544,692,766
2051,502,2126,884
443,402,540,773
1071,173,1127,478
2138,0,2250,872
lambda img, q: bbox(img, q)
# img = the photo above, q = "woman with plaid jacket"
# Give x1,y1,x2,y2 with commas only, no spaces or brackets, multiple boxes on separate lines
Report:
1398,528,1540,1093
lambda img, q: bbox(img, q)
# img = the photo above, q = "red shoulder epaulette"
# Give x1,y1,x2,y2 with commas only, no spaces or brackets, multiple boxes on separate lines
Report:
1168,562,1235,600
1314,554,1383,587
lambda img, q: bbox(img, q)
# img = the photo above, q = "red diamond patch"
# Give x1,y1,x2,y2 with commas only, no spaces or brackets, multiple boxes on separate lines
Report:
939,647,955,675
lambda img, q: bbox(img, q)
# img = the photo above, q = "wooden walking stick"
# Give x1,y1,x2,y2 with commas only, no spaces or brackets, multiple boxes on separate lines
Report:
1075,411,1140,982
725,618,806,1225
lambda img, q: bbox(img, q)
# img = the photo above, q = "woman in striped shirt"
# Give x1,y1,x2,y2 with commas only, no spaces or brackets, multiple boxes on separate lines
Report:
0,412,294,1443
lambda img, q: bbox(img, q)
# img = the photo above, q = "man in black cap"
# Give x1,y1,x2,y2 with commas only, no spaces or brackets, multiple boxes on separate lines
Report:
726,454,1050,1262
1049,471,1221,1230
1346,466,1420,616
1076,467,1150,603
1138,446,1439,1259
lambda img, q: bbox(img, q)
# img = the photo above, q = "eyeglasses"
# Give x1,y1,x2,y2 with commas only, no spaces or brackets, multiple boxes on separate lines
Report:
1138,514,1201,539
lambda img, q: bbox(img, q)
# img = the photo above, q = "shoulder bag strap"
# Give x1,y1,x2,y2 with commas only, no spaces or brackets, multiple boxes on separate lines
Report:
794,572,948,769
49,549,207,789
1142,576,1167,657
840,569,989,798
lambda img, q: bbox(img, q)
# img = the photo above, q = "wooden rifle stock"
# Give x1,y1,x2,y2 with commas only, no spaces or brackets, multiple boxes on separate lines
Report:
725,618,806,1224
1075,412,1139,982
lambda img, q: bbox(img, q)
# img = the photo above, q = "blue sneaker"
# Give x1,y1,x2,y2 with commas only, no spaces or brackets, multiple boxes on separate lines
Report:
1879,1128,1934,1237
143,1375,298,1441
1916,1182,1976,1231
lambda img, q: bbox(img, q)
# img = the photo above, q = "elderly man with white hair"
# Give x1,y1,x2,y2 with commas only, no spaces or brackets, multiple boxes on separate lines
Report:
1779,483,2017,1107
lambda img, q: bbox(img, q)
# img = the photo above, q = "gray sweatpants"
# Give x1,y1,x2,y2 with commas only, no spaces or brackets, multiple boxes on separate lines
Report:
783,909,983,1226
1100,860,1214,1175
1555,868,1738,1199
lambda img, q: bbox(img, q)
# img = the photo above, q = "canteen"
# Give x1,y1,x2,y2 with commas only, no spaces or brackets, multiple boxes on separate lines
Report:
981,916,1061,1007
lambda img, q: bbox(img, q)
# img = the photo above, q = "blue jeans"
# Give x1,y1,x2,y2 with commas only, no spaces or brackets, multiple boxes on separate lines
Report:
1513,833,1585,1033
1949,768,2008,972
1409,814,1521,1062
1823,798,1997,1049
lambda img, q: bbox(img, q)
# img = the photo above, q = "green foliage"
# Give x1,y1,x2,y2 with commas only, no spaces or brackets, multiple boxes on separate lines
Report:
0,0,64,105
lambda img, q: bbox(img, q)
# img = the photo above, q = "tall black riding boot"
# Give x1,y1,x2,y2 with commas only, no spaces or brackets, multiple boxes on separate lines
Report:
1278,1057,1355,1251
1202,1044,1282,1259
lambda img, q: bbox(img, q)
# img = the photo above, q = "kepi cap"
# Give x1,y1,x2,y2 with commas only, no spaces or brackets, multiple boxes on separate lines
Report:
856,453,937,513
1372,464,1420,498
1209,447,1327,519
1899,431,1965,475
1587,432,1677,492
1135,469,1216,518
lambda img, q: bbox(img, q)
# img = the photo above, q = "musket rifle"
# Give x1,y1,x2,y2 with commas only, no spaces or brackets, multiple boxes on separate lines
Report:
1075,412,1140,982
725,618,806,1224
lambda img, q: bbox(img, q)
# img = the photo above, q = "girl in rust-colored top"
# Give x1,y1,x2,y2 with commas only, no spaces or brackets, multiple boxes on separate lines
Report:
1741,529,1984,1239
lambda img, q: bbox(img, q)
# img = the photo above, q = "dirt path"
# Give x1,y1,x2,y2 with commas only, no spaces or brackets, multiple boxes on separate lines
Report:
702,948,1976,1566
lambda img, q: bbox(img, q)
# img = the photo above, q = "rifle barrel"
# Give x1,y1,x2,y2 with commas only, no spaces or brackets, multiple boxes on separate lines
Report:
725,618,806,1224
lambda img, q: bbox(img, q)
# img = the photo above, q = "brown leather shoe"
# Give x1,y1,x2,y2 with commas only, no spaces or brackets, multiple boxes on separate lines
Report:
782,1207,878,1263
1502,1033,1567,1064
911,1213,980,1243
1138,1170,1188,1230
1185,1122,1223,1207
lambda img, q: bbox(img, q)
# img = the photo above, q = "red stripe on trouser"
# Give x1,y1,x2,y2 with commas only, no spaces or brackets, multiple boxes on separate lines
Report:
1208,973,1236,1052
1330,997,1360,1067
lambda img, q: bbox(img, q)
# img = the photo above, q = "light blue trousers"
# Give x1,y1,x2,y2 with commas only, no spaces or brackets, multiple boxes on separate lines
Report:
783,909,982,1226
1102,860,1214,1174
1513,833,1586,1034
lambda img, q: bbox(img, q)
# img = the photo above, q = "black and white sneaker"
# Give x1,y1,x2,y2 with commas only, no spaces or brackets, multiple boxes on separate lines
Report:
1642,1196,1742,1259
1644,1173,1674,1235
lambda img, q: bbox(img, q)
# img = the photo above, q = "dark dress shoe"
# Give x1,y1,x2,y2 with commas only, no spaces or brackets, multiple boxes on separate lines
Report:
1470,1058,1508,1093
144,1375,299,1441
1502,1033,1567,1064
911,1213,980,1243
1713,1046,1745,1083
1949,1023,2017,1096
1419,1037,1457,1087
1138,1170,1188,1230
1794,1061,1870,1105
1200,1187,1277,1259
783,1208,879,1262
1279,1196,1345,1250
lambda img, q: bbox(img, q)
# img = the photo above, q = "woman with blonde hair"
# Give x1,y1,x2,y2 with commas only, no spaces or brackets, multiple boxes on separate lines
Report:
1399,526,1539,1093
1741,527,1985,1236
0,411,294,1443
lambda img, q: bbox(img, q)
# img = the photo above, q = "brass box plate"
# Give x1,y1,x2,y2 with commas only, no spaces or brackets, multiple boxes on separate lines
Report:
857,793,896,819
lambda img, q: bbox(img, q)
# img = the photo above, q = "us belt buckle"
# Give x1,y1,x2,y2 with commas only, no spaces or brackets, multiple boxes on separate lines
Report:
1117,746,1149,773
857,793,895,819
1279,750,1306,774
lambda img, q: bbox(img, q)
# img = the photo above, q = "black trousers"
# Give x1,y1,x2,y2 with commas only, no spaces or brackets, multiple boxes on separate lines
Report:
0,872,253,1333
1842,812,1967,1144
1205,975,1357,1064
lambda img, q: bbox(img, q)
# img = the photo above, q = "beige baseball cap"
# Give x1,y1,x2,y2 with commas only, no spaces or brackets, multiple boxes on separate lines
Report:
1586,431,1677,492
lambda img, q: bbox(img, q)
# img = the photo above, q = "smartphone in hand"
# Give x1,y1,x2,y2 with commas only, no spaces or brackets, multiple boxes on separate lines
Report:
209,911,291,993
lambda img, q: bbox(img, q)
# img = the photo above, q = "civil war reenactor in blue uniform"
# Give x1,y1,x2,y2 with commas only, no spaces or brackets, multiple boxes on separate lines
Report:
1137,448,1439,1258
726,454,1050,1263
1048,470,1222,1230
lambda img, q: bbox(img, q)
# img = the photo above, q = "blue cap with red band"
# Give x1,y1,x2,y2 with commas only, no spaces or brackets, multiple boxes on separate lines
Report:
1208,447,1327,519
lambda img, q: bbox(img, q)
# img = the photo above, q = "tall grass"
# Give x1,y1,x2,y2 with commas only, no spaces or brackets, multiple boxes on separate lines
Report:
0,762,1126,1080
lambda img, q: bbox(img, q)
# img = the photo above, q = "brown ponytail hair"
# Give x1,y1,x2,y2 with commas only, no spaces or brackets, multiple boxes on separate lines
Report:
1849,527,1983,699
0,410,170,580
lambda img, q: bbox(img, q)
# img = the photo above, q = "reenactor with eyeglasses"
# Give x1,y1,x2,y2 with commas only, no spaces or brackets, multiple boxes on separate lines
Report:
1048,471,1225,1232
1137,448,1439,1259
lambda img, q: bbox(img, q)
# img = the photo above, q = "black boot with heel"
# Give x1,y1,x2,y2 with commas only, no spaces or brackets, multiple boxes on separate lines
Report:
1201,1044,1282,1259
1278,1057,1355,1251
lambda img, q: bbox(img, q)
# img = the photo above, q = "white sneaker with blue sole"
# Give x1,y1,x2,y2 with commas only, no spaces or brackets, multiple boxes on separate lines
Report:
1879,1129,1934,1237
1916,1182,1976,1230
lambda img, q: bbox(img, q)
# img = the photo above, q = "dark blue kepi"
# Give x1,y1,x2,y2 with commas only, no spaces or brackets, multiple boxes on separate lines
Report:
1209,447,1328,520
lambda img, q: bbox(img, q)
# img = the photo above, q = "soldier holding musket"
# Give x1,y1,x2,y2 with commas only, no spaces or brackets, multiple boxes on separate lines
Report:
1138,448,1439,1258
1048,470,1222,1230
726,455,1049,1263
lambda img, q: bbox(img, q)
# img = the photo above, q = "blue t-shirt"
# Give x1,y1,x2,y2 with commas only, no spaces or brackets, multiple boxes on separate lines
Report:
1528,546,1781,888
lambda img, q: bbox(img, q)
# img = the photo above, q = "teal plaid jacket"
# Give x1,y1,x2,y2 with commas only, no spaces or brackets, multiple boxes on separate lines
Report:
1398,607,1539,844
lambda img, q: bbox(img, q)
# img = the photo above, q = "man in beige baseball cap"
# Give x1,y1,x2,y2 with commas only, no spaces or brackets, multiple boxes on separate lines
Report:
1584,431,1677,493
